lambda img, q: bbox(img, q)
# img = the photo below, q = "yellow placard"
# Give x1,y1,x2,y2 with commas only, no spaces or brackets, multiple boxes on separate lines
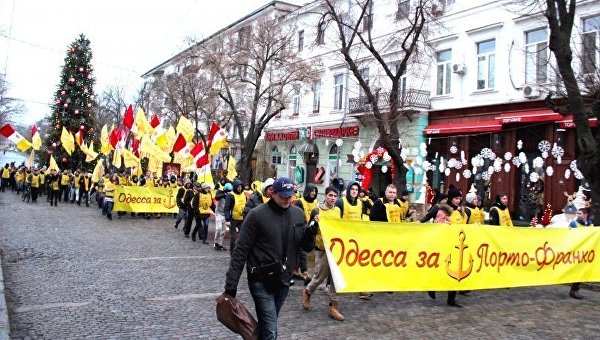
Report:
319,218,600,293
114,186,178,213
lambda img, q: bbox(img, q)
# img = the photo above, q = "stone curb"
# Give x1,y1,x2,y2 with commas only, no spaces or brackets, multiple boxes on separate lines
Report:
0,250,9,340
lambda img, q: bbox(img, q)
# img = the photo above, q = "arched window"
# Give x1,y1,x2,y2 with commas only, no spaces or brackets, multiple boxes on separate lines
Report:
271,146,282,164
329,144,338,155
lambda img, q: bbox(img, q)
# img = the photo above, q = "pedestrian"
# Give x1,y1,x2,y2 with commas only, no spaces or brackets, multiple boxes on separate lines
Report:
370,184,410,222
47,169,60,206
103,174,117,220
223,177,317,339
1,163,9,192
419,189,448,223
191,182,214,244
464,192,485,224
174,178,189,228
224,179,247,254
213,182,232,250
78,172,92,207
301,186,345,321
29,168,41,203
489,193,513,226
568,207,594,299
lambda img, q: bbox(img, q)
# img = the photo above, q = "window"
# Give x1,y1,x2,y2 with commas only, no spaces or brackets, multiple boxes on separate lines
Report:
334,74,345,110
436,50,452,95
271,146,282,164
396,0,410,20
316,22,325,45
288,146,297,178
237,26,250,49
363,1,373,32
298,30,304,52
582,15,600,74
358,68,369,98
476,39,496,90
525,28,548,84
292,85,301,116
312,80,321,113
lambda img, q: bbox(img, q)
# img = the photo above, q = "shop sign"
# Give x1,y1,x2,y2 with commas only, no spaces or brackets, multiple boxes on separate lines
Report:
313,126,359,138
265,130,299,141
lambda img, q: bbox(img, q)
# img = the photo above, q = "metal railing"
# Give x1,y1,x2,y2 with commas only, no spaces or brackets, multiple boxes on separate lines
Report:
349,89,430,114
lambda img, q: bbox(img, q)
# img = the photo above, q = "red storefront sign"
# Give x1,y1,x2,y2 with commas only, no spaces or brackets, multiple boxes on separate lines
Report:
265,130,300,141
313,126,359,138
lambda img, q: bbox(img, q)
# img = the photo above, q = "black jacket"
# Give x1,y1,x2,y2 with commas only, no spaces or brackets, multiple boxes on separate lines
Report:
225,199,316,295
370,198,402,222
489,195,507,226
243,191,264,218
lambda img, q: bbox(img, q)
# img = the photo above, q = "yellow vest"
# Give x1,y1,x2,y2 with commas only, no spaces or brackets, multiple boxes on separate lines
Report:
382,198,402,223
39,173,46,184
104,181,116,198
316,206,341,250
73,174,81,188
342,197,363,221
398,200,410,221
52,178,60,190
16,172,25,182
232,192,247,221
198,193,213,214
450,209,466,225
490,206,513,226
1,168,9,178
31,174,40,188
300,197,319,222
61,174,70,185
466,207,485,224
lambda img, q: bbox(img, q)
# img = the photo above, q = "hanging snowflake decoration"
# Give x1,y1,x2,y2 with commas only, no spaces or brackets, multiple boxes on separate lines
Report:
551,146,564,158
574,170,584,180
450,145,458,154
538,140,551,153
480,148,493,159
493,159,502,172
382,153,392,162
504,163,511,173
570,160,578,171
524,164,530,174
448,158,457,168
370,154,378,163
472,167,478,174
455,173,460,182
454,161,463,170
400,148,409,160
429,165,437,171
420,149,428,158
422,160,430,169
541,151,549,159
512,157,522,166
439,163,445,173
415,167,423,175
444,168,451,176
463,169,472,179
545,166,554,177
376,147,385,156
482,171,491,181
504,152,512,161
518,152,527,164
533,157,544,168
381,165,388,173
420,142,427,152
354,141,362,149
365,161,373,169
530,172,540,183
517,139,523,150
565,169,571,179
488,166,495,175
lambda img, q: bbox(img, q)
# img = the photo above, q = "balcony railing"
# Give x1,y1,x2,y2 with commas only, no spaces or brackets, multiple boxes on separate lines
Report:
349,89,430,114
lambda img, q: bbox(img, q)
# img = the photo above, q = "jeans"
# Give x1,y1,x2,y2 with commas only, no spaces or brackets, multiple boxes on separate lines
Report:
248,281,289,340
175,207,186,226
105,200,114,218
192,215,210,240
213,213,226,246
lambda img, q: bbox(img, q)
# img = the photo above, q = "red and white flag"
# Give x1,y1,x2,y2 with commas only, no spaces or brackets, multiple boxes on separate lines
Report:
208,123,228,155
122,104,134,130
150,114,160,128
172,133,190,157
31,125,42,150
190,141,209,169
0,124,32,152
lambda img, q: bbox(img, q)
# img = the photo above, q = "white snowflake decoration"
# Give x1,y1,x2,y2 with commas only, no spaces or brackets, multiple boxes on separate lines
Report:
545,166,554,177
455,173,460,182
472,167,478,174
488,166,495,175
419,142,427,152
574,170,584,180
533,157,544,168
504,152,512,161
463,169,472,179
354,141,362,149
381,165,388,173
518,152,527,164
400,148,409,160
538,140,551,153
570,160,578,171
444,168,451,176
429,165,437,171
565,169,571,179
517,140,523,150
448,158,457,168
439,163,445,172
480,148,493,159
504,163,511,173
450,145,458,154
530,172,539,182
541,151,549,159
422,160,431,169
365,161,373,169
420,149,428,158
512,157,521,166
382,154,392,162
524,164,530,174
370,155,378,163
551,146,564,158
454,162,463,170
482,171,491,180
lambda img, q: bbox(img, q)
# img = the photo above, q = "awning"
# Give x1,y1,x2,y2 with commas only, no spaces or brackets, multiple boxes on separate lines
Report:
424,120,502,135
495,109,563,124
556,116,598,129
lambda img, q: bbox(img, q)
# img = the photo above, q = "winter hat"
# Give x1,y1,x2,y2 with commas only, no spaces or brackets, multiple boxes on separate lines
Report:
447,188,462,201
262,178,275,196
201,183,211,190
401,189,410,196
465,192,477,204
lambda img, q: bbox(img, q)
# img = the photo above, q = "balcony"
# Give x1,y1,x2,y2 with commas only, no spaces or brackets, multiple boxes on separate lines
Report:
349,89,430,114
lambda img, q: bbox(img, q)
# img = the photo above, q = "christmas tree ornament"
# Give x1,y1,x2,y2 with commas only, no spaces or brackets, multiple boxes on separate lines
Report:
52,142,57,147
74,110,79,114
381,165,388,173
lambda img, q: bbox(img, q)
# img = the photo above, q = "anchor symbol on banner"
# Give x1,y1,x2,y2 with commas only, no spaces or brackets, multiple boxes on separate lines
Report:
445,230,473,282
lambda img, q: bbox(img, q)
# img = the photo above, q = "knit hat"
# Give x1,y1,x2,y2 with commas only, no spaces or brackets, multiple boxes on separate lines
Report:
465,192,477,204
201,183,211,190
447,188,462,201
262,178,275,196
401,189,410,196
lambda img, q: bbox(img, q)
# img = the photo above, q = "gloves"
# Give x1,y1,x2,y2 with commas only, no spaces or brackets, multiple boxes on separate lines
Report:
224,288,237,298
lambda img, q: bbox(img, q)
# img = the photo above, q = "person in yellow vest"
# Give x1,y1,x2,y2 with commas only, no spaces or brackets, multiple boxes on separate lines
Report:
15,167,26,195
446,188,467,225
489,193,513,226
191,182,215,244
70,170,81,203
568,207,594,299
301,186,345,321
358,189,374,220
47,169,61,206
224,179,247,254
29,168,41,203
465,192,485,224
103,174,118,220
244,178,274,217
292,183,318,284
1,164,10,192
38,169,46,199
78,172,93,207
174,179,192,229
60,170,70,202
370,184,407,222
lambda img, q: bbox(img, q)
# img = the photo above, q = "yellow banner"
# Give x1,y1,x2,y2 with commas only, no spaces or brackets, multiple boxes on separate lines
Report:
319,218,600,293
114,186,178,213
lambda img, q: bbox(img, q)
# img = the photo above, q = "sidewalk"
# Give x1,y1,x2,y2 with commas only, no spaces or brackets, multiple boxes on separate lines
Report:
0,251,9,340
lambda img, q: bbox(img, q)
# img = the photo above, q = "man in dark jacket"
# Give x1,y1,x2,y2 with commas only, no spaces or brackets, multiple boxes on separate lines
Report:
370,184,410,222
174,179,192,229
224,177,316,339
489,193,513,226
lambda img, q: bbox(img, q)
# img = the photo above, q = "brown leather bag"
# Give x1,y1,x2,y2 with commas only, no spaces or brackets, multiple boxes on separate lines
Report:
215,293,258,340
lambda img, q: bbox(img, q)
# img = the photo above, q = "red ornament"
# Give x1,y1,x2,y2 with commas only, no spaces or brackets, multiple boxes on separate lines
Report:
55,124,61,129
74,110,79,114
52,142,57,147
62,157,68,163
88,127,94,133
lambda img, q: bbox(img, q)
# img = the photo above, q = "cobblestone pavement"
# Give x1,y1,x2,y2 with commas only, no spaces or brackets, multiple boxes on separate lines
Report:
1,191,600,339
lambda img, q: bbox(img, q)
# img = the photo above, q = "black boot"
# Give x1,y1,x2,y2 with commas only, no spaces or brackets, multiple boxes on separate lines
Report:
427,291,436,300
447,291,462,308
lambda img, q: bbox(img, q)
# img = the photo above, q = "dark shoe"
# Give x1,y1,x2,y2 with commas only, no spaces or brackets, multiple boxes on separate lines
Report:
184,235,190,238
359,293,373,300
569,291,583,300
107,215,112,220
202,240,209,244
174,223,179,229
191,236,196,241
427,291,436,300
447,299,462,308
458,290,471,295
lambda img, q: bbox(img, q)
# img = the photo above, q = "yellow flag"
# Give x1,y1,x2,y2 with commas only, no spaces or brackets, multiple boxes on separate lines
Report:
48,155,60,172
164,126,177,152
100,124,111,154
112,149,122,168
32,133,42,151
226,155,237,181
84,141,98,163
140,136,170,162
176,116,194,142
122,148,140,168
197,164,214,188
92,159,104,183
27,149,35,168
135,107,154,136
60,127,75,155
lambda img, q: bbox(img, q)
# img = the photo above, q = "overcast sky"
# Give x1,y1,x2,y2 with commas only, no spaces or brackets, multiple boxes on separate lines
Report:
0,0,303,127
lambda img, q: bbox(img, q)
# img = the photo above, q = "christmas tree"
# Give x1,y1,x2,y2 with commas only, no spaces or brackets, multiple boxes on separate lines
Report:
40,34,97,170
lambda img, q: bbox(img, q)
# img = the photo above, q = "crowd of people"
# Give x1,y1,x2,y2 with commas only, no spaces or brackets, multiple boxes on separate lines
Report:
2,161,596,339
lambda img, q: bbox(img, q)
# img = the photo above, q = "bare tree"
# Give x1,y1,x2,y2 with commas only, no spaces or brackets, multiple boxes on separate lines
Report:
0,74,24,126
94,84,129,130
541,0,599,213
320,0,434,189
193,17,321,182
